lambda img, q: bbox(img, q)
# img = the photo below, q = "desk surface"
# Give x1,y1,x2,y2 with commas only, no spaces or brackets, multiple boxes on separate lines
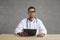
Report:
0,34,60,40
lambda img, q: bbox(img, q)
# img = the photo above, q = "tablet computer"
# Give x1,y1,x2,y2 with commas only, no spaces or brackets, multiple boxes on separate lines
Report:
23,29,36,36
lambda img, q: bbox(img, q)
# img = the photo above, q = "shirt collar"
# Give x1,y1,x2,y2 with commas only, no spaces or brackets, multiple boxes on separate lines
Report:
28,18,35,23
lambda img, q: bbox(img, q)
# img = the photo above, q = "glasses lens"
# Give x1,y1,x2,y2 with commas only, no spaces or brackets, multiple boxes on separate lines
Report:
29,11,35,13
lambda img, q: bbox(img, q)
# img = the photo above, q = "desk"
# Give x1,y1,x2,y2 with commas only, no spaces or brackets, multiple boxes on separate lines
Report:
0,34,60,40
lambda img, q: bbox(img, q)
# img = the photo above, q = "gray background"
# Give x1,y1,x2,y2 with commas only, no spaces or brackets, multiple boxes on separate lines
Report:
0,0,60,34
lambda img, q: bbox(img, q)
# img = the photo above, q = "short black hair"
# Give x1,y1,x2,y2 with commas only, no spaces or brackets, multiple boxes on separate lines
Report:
28,6,36,11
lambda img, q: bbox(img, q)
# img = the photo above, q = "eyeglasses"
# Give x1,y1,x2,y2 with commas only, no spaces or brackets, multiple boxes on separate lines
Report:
28,11,35,13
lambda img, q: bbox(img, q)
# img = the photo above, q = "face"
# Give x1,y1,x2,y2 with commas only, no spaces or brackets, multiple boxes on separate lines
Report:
28,8,35,18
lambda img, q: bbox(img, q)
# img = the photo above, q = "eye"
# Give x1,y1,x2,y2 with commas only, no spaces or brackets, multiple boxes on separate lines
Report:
28,11,35,13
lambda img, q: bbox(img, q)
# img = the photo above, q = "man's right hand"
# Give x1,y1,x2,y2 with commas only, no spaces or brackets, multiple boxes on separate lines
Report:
17,32,28,36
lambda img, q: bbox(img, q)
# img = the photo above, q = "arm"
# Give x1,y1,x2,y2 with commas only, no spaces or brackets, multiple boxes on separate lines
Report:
15,20,28,36
37,19,47,37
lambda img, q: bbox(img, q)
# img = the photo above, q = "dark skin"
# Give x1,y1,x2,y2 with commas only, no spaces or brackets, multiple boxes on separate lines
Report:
17,8,45,37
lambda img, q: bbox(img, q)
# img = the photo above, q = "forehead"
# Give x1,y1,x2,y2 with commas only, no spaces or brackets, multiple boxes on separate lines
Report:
28,8,35,11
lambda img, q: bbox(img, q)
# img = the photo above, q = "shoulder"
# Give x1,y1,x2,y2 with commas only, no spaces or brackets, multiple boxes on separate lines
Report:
20,18,27,22
36,18,42,22
21,18,27,21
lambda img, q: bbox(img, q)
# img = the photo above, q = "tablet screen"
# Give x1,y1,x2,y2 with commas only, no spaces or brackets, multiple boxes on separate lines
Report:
23,29,36,36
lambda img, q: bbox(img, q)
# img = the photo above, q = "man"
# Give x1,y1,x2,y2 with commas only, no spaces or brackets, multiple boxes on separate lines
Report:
15,6,47,37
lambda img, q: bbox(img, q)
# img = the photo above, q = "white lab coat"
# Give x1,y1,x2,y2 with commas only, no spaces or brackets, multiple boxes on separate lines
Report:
15,18,47,36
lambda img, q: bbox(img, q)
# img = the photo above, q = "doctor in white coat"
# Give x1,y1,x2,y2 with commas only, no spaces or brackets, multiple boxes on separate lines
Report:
15,6,47,37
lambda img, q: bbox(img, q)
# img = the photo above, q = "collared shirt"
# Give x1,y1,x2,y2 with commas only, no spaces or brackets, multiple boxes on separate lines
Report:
15,18,47,36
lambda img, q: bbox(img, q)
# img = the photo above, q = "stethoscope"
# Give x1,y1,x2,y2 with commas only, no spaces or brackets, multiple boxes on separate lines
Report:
26,17,37,29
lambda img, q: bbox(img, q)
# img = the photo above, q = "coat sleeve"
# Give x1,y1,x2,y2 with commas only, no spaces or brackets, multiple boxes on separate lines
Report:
15,20,24,34
36,19,47,35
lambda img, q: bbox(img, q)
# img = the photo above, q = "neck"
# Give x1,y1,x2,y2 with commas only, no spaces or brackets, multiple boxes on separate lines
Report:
28,17,34,22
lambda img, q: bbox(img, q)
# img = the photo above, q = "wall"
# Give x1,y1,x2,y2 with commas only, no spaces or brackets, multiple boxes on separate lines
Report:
0,0,60,34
